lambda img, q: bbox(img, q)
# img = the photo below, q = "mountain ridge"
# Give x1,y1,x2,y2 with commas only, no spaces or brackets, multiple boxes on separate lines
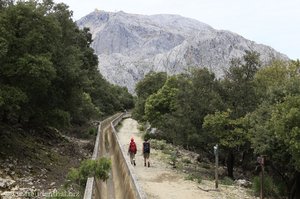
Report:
77,10,289,93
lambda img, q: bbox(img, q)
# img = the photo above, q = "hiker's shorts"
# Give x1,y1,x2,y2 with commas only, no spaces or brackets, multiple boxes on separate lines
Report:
143,152,150,159
129,152,136,160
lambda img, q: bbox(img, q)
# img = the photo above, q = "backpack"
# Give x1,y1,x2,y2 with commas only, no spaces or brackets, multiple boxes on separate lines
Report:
129,142,137,154
143,142,150,153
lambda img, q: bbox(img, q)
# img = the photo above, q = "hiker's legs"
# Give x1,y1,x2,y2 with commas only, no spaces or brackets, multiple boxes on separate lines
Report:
133,154,136,166
130,153,134,165
143,153,147,166
144,153,150,167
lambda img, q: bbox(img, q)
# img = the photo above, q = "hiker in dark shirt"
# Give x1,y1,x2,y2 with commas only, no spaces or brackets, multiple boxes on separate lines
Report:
142,138,150,167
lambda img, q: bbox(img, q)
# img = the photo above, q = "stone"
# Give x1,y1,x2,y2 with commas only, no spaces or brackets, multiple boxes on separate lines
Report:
50,182,56,187
27,182,33,186
11,185,19,191
0,181,5,189
235,179,252,188
0,178,16,190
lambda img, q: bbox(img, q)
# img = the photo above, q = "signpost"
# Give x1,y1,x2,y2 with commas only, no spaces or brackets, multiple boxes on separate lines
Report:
257,155,265,199
214,144,219,189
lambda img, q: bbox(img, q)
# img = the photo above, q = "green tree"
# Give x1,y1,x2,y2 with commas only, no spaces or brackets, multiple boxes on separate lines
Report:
0,85,27,122
247,97,300,198
203,110,246,178
185,69,224,149
138,69,223,148
133,71,167,121
145,76,179,127
222,50,261,118
254,60,291,104
247,59,300,198
144,75,191,144
0,0,133,129
0,0,60,125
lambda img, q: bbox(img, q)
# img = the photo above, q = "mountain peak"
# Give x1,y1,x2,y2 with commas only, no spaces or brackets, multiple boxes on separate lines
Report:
77,11,289,93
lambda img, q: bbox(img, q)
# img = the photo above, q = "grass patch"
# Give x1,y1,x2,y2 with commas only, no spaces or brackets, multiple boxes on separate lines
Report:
220,176,234,185
184,173,202,184
185,174,194,181
138,124,145,132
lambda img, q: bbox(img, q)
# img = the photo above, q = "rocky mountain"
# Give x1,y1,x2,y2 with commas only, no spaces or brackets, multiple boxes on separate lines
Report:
77,10,289,93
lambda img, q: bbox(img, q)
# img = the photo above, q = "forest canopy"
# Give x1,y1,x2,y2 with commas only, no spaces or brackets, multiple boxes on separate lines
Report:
0,0,134,128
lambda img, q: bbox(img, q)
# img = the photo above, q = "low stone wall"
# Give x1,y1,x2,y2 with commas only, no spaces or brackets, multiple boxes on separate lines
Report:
109,114,146,199
83,114,121,199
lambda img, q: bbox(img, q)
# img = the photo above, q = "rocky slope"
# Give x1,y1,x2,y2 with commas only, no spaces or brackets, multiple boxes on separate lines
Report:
0,125,94,198
77,10,289,93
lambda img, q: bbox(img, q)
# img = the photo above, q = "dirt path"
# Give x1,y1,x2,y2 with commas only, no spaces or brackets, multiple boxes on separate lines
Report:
117,118,213,199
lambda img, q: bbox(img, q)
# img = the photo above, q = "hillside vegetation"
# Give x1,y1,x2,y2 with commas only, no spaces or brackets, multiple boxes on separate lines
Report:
0,0,134,130
0,0,133,196
133,52,300,198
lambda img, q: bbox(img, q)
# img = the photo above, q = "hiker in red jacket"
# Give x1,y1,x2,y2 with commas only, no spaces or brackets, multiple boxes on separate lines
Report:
128,138,137,166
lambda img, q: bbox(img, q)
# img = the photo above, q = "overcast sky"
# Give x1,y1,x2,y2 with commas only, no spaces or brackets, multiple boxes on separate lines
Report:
54,0,299,60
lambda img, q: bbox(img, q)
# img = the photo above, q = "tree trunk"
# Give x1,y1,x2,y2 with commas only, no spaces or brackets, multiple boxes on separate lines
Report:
2,111,8,123
290,172,300,199
226,151,235,179
18,115,22,124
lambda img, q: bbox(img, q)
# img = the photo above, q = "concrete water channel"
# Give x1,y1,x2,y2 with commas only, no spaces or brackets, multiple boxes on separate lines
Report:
83,113,146,199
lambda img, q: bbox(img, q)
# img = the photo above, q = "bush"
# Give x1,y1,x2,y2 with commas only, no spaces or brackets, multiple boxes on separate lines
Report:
185,174,194,181
162,148,173,155
220,176,234,185
88,128,97,136
170,151,178,167
66,158,111,194
143,132,158,141
138,124,145,131
184,173,202,184
151,139,175,152
151,139,167,150
143,132,152,141
182,158,192,164
252,174,283,197
48,109,71,128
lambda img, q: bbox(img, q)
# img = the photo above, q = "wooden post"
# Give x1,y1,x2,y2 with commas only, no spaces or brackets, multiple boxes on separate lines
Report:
260,155,265,199
214,144,219,189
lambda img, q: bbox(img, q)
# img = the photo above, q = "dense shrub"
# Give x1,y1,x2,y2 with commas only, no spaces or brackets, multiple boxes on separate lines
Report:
67,158,111,194
252,174,285,197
